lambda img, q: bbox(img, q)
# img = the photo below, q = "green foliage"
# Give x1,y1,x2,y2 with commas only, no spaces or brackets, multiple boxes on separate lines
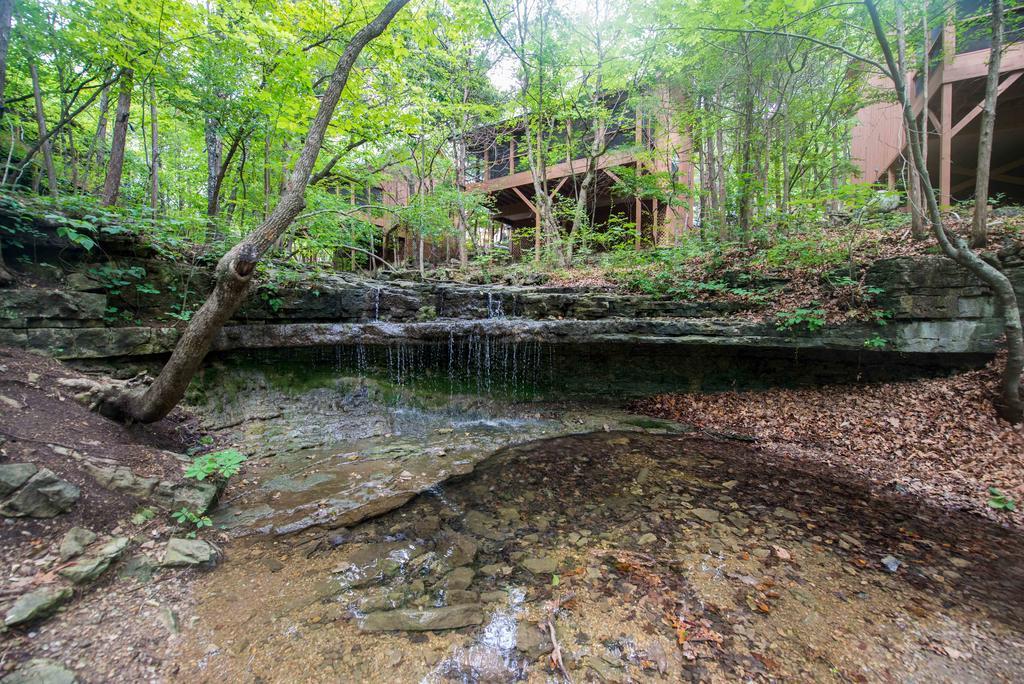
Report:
172,507,213,537
775,306,827,333
863,334,887,349
184,449,247,481
130,507,156,525
987,488,1017,512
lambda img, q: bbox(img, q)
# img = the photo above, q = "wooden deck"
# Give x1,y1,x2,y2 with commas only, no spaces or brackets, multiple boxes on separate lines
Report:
851,14,1024,204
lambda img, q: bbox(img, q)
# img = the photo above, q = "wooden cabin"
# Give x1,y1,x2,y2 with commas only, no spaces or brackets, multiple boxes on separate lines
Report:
851,1,1024,204
464,88,694,259
326,88,694,267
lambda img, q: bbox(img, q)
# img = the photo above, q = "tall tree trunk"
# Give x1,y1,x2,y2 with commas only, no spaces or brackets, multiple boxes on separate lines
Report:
205,117,222,216
916,0,930,241
867,0,1022,422
970,0,1003,248
0,0,12,115
86,79,110,190
30,64,58,196
100,68,133,206
149,82,159,215
97,0,411,424
0,0,12,285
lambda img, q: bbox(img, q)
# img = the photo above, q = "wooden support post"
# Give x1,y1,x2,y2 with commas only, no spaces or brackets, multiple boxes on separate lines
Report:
940,82,953,206
887,169,896,190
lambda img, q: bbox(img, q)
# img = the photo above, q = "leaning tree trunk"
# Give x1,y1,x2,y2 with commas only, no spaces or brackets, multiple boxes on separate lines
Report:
100,68,133,206
97,0,411,423
970,0,1003,248
867,0,1022,422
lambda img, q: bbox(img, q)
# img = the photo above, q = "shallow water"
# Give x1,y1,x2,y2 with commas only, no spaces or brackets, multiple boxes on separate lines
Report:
177,427,1024,683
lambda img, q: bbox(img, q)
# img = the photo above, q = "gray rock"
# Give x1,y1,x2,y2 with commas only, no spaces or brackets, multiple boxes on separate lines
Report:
0,469,79,518
773,507,799,521
4,586,73,627
516,622,553,659
0,395,24,411
480,590,508,604
881,555,902,573
521,556,558,574
440,567,475,591
1,658,77,684
637,533,657,545
160,538,218,567
358,604,484,632
59,527,97,561
83,464,157,500
58,537,128,584
117,554,157,583
0,463,37,496
691,508,720,523
434,532,477,570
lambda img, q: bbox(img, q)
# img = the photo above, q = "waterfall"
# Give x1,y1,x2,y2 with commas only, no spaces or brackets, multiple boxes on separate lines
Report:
373,286,382,321
486,292,505,319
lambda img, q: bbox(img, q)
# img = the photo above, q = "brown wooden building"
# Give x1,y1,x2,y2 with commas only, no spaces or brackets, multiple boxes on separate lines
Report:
463,88,694,259
851,2,1024,204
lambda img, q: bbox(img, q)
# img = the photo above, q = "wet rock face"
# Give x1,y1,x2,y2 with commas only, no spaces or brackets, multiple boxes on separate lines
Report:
0,467,79,518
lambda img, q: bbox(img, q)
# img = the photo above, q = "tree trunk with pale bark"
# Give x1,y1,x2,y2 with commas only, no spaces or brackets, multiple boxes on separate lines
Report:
97,0,411,424
867,0,1022,423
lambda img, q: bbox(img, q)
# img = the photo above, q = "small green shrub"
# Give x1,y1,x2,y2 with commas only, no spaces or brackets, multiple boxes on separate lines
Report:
987,487,1017,512
172,507,213,537
863,334,887,349
184,449,246,481
775,306,827,333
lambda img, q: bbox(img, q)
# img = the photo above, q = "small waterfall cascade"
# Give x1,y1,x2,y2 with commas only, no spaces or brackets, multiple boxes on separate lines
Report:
302,335,552,399
486,292,505,319
372,286,382,321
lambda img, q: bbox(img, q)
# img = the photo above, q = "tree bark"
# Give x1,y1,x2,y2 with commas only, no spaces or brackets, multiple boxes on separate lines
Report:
867,0,1022,422
0,0,12,115
970,0,1003,248
98,0,411,423
205,117,222,215
149,82,159,215
100,69,133,206
30,64,58,196
0,0,12,288
86,78,110,189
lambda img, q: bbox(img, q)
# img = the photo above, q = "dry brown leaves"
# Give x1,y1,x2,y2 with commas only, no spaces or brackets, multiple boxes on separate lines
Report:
634,360,1024,527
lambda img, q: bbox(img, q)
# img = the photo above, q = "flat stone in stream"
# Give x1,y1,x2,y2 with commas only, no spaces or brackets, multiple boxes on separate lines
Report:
521,556,558,574
357,604,485,632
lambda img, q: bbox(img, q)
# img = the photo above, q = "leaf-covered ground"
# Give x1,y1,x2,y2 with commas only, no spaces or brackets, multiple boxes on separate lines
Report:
634,360,1024,530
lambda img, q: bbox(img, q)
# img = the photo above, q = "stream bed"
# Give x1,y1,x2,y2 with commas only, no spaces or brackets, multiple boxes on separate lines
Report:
171,349,1024,683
